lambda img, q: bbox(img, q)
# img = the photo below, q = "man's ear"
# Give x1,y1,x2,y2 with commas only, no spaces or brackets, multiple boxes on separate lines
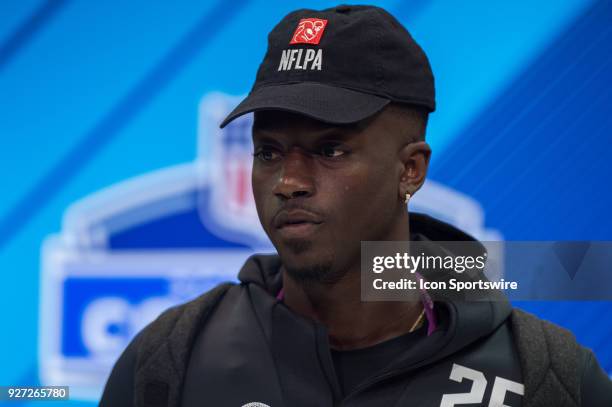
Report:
397,141,431,198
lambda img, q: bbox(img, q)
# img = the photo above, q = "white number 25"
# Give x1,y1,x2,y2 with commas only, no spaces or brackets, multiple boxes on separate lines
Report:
440,363,524,407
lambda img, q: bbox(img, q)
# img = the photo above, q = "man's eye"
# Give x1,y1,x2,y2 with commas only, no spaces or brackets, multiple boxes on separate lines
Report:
254,149,280,161
321,145,345,158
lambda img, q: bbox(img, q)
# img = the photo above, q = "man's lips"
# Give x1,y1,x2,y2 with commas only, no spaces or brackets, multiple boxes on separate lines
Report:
273,209,323,229
273,209,323,239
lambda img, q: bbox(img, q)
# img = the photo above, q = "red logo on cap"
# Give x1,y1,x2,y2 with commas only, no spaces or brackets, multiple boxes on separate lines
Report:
290,18,328,45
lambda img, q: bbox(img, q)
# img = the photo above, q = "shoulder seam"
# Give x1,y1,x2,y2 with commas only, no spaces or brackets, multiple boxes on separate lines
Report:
541,320,580,405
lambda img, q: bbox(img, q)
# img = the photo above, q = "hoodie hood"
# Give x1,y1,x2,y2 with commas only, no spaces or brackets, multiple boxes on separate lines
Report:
237,212,512,361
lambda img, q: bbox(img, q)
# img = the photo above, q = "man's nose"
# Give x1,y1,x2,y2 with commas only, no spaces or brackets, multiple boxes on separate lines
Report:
272,150,315,199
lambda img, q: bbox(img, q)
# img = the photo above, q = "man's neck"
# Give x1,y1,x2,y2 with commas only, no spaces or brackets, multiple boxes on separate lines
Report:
282,268,423,351
281,212,423,351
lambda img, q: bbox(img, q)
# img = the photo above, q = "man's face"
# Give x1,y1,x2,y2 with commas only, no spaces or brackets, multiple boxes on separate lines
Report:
251,109,410,283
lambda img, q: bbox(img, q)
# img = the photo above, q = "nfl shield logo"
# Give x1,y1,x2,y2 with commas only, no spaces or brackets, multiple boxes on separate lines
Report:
197,93,273,249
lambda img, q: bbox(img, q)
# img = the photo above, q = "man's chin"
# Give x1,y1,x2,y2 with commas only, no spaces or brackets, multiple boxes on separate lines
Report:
277,237,314,255
276,246,338,284
283,261,337,284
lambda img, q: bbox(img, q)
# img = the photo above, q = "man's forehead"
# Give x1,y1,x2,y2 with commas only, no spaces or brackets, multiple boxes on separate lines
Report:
254,110,337,129
252,109,381,137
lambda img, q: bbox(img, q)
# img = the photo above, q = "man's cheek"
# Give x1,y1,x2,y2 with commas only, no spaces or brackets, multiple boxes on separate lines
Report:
252,190,272,232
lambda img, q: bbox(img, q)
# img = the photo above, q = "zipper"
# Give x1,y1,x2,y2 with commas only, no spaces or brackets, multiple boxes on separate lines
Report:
339,326,453,404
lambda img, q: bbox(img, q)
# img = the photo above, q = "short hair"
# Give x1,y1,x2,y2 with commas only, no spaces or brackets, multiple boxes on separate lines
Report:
384,102,430,143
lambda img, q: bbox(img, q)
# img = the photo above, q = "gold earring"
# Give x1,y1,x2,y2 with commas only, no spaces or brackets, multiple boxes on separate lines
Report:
404,192,411,204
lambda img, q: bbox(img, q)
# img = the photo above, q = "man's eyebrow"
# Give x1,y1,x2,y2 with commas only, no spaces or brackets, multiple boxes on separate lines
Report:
252,133,283,146
313,129,356,141
253,127,356,143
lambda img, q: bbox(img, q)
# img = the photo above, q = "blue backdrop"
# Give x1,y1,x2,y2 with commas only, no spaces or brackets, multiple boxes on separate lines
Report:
1,1,610,405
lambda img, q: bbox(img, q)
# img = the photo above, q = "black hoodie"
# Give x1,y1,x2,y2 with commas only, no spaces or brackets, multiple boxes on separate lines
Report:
101,214,612,406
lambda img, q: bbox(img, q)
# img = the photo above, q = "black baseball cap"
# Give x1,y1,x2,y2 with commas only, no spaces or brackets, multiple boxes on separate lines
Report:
220,4,435,128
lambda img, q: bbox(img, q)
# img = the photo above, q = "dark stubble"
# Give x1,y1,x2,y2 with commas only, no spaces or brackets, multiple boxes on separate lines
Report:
281,238,346,285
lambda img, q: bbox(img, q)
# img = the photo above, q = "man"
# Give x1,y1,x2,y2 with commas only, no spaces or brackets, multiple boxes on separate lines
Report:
101,5,612,406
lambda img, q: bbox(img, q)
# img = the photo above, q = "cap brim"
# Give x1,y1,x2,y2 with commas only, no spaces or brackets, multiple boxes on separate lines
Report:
219,82,390,128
